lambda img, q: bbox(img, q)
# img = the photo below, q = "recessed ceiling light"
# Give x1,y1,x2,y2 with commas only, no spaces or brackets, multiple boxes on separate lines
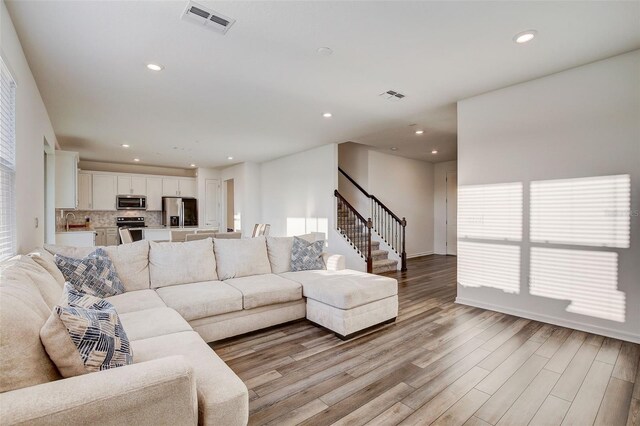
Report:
415,130,424,135
514,30,537,44
431,150,438,154
390,147,398,151
227,156,234,160
190,163,196,167
323,112,332,118
121,144,130,148
133,158,140,162
317,47,333,56
146,63,164,71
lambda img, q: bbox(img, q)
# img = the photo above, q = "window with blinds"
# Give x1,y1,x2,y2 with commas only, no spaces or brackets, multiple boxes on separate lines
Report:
0,58,17,261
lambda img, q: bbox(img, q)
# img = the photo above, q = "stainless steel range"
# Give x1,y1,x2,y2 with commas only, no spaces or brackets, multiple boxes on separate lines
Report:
116,217,146,242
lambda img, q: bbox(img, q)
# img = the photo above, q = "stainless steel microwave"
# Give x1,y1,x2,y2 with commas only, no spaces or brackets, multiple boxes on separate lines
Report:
116,195,147,210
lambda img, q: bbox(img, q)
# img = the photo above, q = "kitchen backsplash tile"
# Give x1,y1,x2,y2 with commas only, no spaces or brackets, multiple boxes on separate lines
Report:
56,210,162,229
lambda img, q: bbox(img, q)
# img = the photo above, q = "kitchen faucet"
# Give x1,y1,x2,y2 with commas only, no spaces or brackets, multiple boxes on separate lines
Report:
65,212,76,231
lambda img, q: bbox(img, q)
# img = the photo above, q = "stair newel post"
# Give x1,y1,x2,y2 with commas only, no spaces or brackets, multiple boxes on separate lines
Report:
366,218,373,274
401,217,407,272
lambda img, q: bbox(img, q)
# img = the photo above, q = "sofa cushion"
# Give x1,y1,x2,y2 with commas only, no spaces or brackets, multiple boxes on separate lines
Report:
149,238,217,288
225,274,302,309
131,331,248,426
54,248,125,297
105,289,166,314
266,236,294,274
214,236,271,280
119,307,192,341
45,241,151,292
0,257,61,393
290,236,325,271
15,255,63,309
27,248,66,286
156,281,243,321
280,269,398,309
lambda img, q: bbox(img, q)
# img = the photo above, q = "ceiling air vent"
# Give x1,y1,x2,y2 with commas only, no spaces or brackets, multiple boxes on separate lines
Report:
181,1,236,34
379,90,406,101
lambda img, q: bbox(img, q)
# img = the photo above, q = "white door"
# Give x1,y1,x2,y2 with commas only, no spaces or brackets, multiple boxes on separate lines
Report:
146,178,163,211
204,179,220,228
117,176,131,195
446,171,457,255
162,178,179,196
131,177,146,195
179,179,197,197
92,175,117,211
77,172,92,210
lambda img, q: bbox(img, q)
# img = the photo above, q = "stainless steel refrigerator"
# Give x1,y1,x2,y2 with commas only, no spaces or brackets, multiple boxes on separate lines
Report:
162,197,198,227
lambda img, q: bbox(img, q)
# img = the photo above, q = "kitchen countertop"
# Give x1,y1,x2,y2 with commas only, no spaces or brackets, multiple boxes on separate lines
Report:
130,226,219,231
55,229,97,234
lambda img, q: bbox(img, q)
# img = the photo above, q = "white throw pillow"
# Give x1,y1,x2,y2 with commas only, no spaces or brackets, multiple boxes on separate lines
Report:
149,238,217,288
266,236,294,274
214,236,271,280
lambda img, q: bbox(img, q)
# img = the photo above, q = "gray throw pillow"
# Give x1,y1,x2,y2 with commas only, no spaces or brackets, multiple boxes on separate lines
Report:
54,248,125,298
290,236,325,271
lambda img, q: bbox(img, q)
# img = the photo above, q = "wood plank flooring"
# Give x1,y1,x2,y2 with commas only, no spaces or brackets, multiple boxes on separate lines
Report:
211,255,640,426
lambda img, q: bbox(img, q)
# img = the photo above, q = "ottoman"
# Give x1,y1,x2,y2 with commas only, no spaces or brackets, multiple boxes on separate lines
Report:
280,269,398,339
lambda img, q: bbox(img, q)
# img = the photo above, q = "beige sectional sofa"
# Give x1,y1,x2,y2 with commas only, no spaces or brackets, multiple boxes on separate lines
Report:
0,236,398,425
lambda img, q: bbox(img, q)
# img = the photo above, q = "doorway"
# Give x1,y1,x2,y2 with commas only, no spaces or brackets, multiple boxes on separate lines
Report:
225,179,235,232
204,179,221,229
446,171,457,255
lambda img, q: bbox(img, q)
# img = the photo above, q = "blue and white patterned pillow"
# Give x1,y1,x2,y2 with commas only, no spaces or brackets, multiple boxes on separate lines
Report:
290,236,325,272
61,282,114,311
55,248,124,298
53,304,132,373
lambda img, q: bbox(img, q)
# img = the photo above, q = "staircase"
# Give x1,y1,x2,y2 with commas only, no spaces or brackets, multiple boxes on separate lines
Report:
337,203,399,274
334,168,407,274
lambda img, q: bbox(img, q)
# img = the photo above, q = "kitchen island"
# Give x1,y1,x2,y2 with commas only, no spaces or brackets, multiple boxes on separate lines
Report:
126,226,220,242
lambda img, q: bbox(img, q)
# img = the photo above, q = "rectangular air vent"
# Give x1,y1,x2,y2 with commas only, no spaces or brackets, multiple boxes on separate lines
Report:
181,1,235,34
379,90,406,101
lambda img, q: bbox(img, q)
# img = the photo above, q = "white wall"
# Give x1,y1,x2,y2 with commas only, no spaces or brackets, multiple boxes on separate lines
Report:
434,160,457,254
338,142,435,258
457,50,640,342
260,143,367,271
1,1,58,253
220,162,261,237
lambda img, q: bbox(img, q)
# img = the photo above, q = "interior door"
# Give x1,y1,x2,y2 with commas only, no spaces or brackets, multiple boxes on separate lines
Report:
205,179,220,228
446,171,458,255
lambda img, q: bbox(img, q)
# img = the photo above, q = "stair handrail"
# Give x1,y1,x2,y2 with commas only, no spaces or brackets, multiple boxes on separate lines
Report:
334,190,373,273
338,167,407,271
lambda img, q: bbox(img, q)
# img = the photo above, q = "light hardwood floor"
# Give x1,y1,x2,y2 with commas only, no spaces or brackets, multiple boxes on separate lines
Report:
211,255,640,426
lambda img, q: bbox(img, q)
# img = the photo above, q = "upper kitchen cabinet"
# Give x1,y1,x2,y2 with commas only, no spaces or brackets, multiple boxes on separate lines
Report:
54,151,79,209
92,174,117,210
162,178,180,197
161,177,196,197
146,177,163,211
117,175,146,195
77,172,92,210
179,178,197,197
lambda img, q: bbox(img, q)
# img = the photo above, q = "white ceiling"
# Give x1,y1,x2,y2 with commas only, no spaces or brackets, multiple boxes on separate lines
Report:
6,1,640,167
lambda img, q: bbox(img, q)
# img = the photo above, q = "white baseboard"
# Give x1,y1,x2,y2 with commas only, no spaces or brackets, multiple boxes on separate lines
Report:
407,251,434,259
455,297,640,344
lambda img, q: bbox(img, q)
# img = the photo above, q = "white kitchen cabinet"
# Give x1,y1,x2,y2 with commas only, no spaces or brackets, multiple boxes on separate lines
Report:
179,178,197,197
117,176,146,195
146,177,163,211
106,228,119,245
162,178,196,197
94,229,106,246
92,174,118,211
162,178,180,196
55,231,96,247
54,151,79,209
77,172,92,210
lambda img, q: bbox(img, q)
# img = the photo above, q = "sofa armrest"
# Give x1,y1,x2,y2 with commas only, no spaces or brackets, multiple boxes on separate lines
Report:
323,253,346,271
0,356,198,426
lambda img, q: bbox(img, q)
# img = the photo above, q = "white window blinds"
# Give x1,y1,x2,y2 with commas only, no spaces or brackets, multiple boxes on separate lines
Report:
0,59,17,261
